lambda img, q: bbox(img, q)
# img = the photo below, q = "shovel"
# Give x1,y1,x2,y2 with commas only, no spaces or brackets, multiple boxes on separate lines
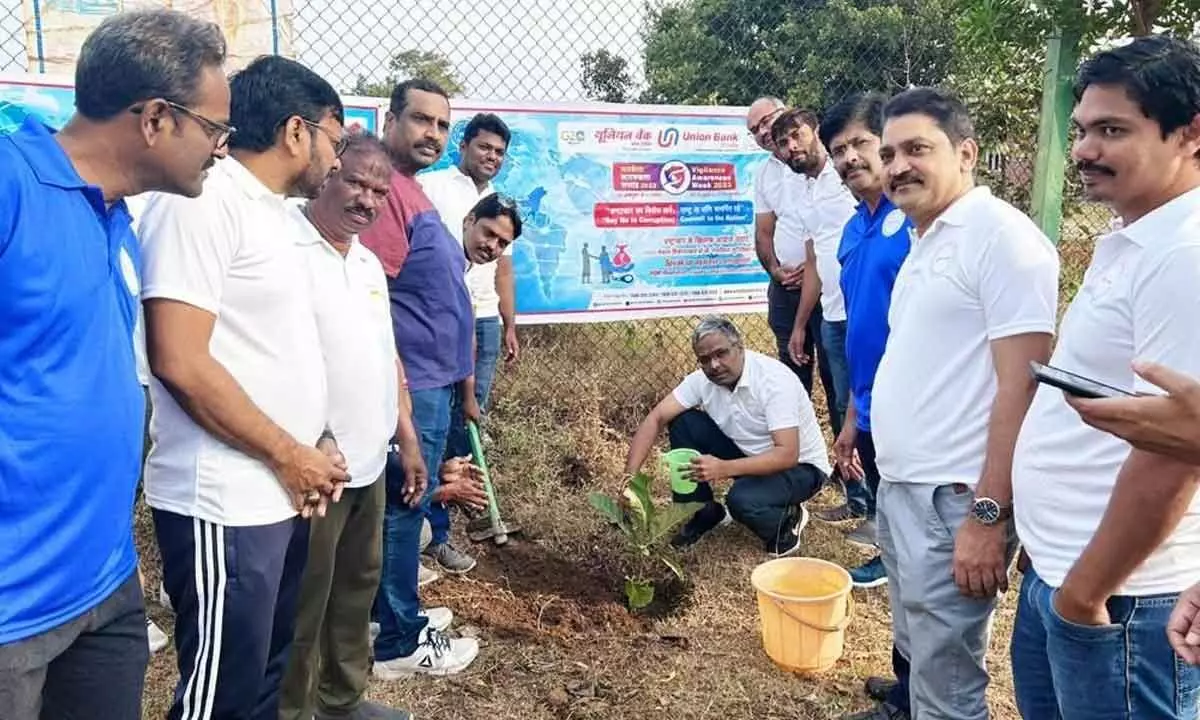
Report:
465,420,520,545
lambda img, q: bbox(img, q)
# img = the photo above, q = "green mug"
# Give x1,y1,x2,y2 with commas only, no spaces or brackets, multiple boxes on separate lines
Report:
663,448,701,495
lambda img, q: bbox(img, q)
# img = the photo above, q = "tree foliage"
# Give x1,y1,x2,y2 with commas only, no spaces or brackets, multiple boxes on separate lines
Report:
581,49,634,103
350,49,465,98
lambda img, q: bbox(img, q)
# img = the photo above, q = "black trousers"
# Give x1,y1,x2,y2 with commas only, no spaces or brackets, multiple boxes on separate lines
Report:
668,409,825,552
766,280,841,436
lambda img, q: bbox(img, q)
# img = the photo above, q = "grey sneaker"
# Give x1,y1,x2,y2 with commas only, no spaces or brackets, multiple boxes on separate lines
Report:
846,517,879,549
424,542,477,574
814,503,864,524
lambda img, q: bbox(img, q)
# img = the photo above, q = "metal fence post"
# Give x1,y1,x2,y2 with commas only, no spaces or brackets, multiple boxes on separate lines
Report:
1030,27,1081,247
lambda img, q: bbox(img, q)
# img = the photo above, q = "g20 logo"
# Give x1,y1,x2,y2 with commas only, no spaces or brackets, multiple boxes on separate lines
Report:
657,127,680,147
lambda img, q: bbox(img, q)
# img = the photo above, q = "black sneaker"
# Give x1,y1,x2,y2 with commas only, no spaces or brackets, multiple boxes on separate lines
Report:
841,702,908,720
670,502,728,548
865,676,899,702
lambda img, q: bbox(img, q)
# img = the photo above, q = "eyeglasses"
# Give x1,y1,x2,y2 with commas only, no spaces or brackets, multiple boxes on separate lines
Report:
301,118,348,157
132,99,236,150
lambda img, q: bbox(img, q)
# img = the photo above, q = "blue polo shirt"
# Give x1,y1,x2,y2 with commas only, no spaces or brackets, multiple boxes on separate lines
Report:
360,171,473,391
0,118,144,644
838,195,912,433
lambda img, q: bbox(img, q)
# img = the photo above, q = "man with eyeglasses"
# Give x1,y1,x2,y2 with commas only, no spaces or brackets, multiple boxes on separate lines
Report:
0,10,229,720
420,112,518,576
138,55,351,719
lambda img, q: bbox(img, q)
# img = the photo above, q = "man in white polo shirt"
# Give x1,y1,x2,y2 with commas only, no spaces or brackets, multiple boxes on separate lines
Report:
625,317,831,555
278,134,470,720
771,107,858,441
420,112,517,575
139,57,352,719
868,87,1059,720
749,97,838,414
1011,36,1200,719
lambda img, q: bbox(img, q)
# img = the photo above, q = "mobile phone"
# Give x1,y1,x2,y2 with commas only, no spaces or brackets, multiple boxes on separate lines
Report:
1029,361,1134,400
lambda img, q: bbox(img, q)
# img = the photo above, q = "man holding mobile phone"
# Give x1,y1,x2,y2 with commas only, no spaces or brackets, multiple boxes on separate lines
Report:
1010,36,1200,719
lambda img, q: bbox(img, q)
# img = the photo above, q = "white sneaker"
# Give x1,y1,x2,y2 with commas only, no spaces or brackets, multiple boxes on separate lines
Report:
771,505,810,558
158,582,172,612
147,617,169,654
418,564,440,587
372,627,479,679
369,608,453,646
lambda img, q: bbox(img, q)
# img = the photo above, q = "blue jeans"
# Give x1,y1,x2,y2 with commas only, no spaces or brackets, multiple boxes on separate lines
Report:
373,385,452,659
820,319,849,432
1012,568,1200,719
440,316,502,543
844,429,879,518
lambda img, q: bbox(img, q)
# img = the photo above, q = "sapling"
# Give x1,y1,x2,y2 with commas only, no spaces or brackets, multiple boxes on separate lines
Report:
588,472,703,611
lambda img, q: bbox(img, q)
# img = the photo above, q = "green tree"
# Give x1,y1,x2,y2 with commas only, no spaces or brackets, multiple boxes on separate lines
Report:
350,49,465,98
581,49,633,103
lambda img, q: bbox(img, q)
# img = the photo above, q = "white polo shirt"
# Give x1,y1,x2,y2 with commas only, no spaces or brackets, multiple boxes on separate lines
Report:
419,167,513,319
793,158,857,321
1014,187,1200,595
138,157,327,527
755,155,810,268
672,350,832,475
293,205,399,489
872,187,1059,488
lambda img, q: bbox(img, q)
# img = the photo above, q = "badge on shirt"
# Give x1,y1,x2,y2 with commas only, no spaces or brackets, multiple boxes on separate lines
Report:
118,247,140,297
882,209,907,237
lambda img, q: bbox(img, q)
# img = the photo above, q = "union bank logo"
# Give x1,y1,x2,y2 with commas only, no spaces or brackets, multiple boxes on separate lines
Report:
657,127,680,147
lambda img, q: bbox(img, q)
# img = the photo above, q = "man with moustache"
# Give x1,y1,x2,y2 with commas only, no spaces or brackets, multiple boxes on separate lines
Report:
419,112,518,575
360,78,482,678
624,317,831,554
1010,36,1200,719
748,97,838,407
870,87,1059,720
139,56,351,719
771,109,857,446
0,10,230,718
819,92,913,719
279,133,437,720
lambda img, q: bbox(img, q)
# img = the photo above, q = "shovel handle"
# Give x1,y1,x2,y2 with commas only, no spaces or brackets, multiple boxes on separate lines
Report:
467,421,503,529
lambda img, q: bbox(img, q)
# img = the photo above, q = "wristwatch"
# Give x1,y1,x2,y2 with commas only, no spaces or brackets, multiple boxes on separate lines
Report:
971,496,1012,526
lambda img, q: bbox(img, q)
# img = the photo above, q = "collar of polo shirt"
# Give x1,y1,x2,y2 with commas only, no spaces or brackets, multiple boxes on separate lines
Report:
1108,185,1200,248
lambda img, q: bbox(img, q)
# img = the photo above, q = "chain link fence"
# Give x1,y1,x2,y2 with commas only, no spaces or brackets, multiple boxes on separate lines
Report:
0,0,1106,436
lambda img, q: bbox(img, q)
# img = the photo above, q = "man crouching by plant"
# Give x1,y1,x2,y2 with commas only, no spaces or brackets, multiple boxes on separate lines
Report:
624,316,832,555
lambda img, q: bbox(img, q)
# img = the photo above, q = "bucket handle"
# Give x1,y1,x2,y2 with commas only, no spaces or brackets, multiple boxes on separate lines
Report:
771,592,855,633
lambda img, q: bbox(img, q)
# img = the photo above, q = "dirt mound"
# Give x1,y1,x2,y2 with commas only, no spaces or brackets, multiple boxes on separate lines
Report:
423,538,690,642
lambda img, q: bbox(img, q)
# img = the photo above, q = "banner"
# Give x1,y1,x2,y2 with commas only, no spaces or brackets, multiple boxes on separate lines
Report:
21,0,292,75
0,74,772,324
435,101,771,324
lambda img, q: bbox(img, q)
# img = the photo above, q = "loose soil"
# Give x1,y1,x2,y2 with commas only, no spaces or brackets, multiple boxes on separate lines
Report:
422,535,692,642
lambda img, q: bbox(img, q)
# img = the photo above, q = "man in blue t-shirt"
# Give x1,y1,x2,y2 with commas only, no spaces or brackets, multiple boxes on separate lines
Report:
0,10,231,719
819,93,914,720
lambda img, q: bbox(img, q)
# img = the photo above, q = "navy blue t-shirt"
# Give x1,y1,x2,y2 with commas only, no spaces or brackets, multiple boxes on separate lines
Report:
0,118,143,643
838,195,912,433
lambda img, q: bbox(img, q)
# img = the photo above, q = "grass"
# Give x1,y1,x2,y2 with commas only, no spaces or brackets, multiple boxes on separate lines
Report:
136,223,1100,719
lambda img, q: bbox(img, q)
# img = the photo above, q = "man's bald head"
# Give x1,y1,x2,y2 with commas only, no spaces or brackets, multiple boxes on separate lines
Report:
747,96,787,151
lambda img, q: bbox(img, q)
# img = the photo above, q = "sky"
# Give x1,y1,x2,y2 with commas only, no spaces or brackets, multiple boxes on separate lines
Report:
0,0,649,101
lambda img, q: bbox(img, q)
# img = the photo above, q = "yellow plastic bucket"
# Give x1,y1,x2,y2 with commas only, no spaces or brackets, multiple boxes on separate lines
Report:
750,557,854,674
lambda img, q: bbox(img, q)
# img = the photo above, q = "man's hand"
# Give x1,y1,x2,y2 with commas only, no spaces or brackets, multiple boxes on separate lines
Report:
689,454,727,484
272,441,349,514
1053,586,1112,627
771,263,804,290
1067,361,1200,464
833,424,863,481
788,324,811,367
397,438,428,507
302,437,349,518
463,393,482,425
952,518,1011,598
1168,582,1200,665
504,325,520,363
437,456,488,511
